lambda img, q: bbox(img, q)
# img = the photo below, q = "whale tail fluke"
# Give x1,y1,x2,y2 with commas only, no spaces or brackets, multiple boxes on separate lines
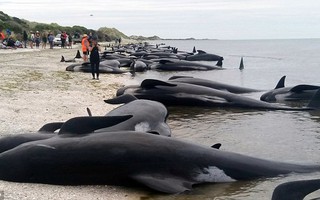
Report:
307,89,320,109
75,50,82,59
239,57,244,70
216,57,223,67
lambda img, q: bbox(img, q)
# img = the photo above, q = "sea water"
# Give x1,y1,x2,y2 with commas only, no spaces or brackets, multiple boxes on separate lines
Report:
126,39,320,200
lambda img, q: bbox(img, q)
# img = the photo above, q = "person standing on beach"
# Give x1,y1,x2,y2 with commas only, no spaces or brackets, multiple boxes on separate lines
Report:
89,37,101,80
34,31,41,48
48,33,54,49
23,30,28,48
41,32,47,49
81,34,90,62
29,31,34,49
68,33,72,48
0,29,5,44
61,31,67,48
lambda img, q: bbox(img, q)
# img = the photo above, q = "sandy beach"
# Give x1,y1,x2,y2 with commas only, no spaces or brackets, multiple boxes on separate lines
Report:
0,45,145,199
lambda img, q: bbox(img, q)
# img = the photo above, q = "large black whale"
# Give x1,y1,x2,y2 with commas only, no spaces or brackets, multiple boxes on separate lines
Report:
149,59,223,71
0,116,132,153
260,76,320,102
271,179,320,200
115,79,320,111
102,94,171,136
168,76,262,93
0,127,319,194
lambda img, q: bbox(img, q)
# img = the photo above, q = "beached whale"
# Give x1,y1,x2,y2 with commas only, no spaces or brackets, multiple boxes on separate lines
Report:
149,59,223,71
271,179,320,200
66,62,127,74
168,76,262,93
260,76,320,102
102,94,171,136
115,79,320,111
0,127,319,194
185,50,223,61
0,116,131,153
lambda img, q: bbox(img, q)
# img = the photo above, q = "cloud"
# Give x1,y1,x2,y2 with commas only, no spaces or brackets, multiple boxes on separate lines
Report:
1,0,320,39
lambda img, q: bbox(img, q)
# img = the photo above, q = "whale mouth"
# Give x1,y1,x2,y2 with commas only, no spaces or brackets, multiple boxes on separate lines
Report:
35,144,56,150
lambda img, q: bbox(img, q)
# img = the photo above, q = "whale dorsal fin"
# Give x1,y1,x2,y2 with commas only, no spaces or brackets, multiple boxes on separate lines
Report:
141,79,177,89
58,116,132,135
197,50,206,54
290,85,320,93
131,174,194,194
104,94,138,104
75,50,82,58
275,76,286,89
159,59,174,64
193,46,196,53
38,122,64,133
239,57,244,70
211,143,222,149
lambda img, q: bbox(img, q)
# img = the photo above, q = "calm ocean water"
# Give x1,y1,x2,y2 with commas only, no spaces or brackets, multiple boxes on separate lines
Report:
126,39,320,200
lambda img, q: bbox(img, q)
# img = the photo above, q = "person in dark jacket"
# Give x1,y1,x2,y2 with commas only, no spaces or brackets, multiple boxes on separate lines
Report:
23,30,28,48
89,37,101,80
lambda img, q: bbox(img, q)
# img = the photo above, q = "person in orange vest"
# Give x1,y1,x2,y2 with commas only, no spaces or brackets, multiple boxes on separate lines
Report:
81,34,90,62
0,29,5,43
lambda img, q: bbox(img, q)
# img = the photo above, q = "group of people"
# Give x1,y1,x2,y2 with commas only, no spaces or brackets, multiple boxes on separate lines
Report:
0,28,23,49
0,29,75,49
25,30,46,49
81,33,101,80
60,31,73,49
1,28,102,81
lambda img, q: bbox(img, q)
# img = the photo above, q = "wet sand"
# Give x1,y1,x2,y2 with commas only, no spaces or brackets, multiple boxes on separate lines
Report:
0,46,146,199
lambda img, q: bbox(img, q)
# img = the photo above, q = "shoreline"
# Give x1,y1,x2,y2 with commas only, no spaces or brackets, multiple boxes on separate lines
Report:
0,45,145,199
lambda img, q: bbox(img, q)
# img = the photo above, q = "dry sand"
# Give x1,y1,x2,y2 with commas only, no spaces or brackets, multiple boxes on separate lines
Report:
0,46,146,199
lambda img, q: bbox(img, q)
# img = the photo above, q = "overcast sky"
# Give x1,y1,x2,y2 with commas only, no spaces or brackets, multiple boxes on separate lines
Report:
1,0,320,39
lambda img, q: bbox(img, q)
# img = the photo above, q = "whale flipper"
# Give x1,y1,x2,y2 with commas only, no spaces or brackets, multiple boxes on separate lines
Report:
211,143,222,149
271,179,320,200
197,50,206,54
290,85,320,93
131,174,194,194
275,76,286,89
104,94,138,104
141,79,177,89
86,107,92,117
38,122,64,133
159,59,175,64
59,116,132,135
168,76,194,80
